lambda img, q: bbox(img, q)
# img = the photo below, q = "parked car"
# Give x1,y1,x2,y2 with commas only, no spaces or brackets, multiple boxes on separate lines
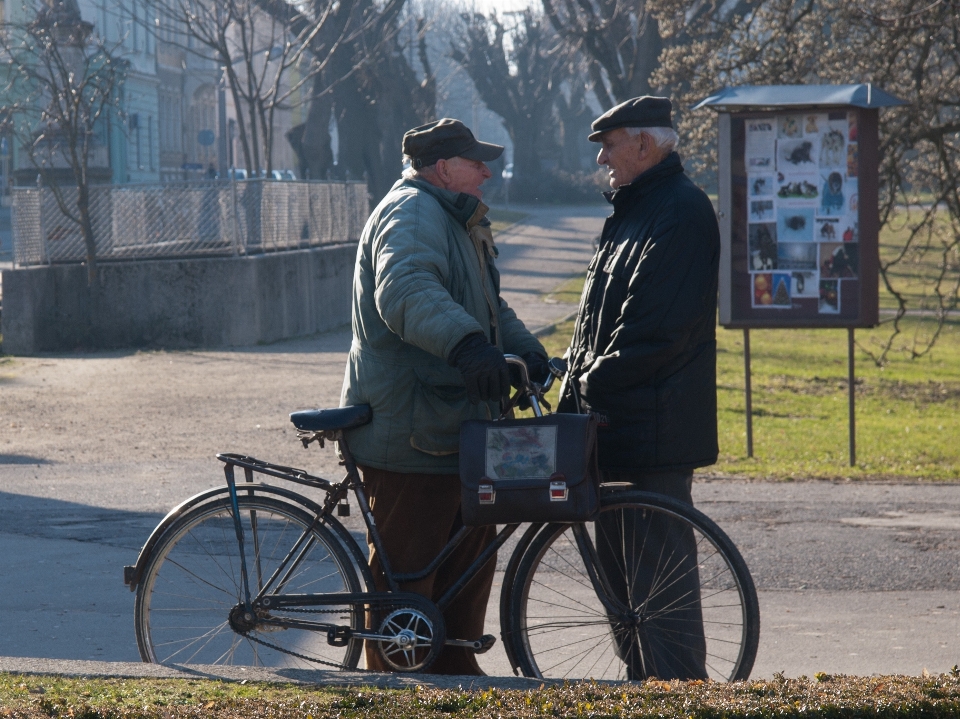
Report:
256,170,297,181
227,168,247,181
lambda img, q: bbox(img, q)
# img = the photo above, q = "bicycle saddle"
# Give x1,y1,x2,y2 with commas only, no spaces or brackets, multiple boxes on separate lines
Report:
289,404,372,432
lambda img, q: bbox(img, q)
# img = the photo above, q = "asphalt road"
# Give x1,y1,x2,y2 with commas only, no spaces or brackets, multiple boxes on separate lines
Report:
2,203,959,681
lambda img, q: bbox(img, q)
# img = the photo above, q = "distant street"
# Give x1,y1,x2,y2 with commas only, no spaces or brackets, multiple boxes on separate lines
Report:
1,204,959,679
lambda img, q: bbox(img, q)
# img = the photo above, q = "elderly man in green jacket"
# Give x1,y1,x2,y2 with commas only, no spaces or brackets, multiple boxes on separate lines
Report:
341,118,547,675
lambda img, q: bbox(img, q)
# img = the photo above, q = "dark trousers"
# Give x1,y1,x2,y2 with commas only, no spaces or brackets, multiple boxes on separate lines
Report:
594,469,708,680
359,466,498,675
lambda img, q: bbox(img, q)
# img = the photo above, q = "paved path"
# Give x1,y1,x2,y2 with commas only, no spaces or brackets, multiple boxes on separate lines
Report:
0,205,604,679
2,205,960,683
491,203,606,332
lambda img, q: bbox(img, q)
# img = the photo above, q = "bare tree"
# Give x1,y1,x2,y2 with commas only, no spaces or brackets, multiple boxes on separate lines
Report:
0,0,125,284
651,0,960,362
144,0,347,175
270,0,436,201
450,10,565,189
541,0,664,110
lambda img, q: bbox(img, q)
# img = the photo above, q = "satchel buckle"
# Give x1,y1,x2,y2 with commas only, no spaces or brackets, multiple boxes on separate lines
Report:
549,480,568,502
478,483,496,504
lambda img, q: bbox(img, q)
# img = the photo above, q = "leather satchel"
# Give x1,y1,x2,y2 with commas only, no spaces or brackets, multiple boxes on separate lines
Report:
459,413,600,526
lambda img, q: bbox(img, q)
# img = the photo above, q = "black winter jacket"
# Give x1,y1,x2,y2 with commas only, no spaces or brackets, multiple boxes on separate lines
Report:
558,152,720,471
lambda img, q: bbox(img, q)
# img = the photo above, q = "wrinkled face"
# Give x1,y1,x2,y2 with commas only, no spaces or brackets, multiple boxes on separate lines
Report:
596,128,650,189
436,156,493,199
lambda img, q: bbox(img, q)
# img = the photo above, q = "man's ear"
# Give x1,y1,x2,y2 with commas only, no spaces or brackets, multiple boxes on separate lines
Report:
637,132,651,160
434,158,450,185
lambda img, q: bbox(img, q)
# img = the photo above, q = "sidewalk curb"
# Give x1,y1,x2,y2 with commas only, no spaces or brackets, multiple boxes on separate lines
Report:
532,309,578,338
0,656,552,690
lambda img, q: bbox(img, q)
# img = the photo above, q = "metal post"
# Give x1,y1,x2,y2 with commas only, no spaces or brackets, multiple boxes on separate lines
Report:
217,67,228,179
743,328,754,458
848,328,856,467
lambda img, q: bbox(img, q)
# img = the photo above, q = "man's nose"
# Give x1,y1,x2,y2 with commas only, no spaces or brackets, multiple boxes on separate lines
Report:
596,148,607,166
480,163,492,179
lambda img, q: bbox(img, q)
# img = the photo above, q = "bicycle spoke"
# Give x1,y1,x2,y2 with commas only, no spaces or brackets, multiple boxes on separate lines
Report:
511,492,758,683
137,497,361,669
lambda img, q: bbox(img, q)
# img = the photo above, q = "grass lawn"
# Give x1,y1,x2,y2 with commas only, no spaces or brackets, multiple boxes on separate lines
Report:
487,208,528,234
879,209,960,311
5,672,960,718
534,290,960,482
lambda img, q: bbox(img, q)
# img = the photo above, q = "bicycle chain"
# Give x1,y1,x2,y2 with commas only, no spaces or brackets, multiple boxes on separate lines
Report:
239,630,348,669
236,605,361,668
237,600,424,669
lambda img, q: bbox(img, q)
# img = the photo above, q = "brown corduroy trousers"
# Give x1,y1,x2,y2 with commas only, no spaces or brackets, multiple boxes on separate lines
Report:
359,465,498,675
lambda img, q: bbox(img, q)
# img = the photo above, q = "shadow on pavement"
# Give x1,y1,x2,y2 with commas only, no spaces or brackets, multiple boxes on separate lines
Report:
0,491,163,549
0,454,53,465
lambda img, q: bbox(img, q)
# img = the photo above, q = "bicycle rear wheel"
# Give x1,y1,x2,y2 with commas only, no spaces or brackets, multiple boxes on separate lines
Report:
135,495,363,668
504,490,759,682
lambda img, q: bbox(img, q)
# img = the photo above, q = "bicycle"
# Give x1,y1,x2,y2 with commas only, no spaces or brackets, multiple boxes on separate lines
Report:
124,356,759,681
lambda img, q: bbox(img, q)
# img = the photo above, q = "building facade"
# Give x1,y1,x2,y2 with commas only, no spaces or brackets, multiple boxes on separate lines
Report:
2,0,299,186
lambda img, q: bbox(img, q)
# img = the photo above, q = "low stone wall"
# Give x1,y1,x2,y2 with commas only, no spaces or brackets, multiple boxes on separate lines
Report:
0,244,357,354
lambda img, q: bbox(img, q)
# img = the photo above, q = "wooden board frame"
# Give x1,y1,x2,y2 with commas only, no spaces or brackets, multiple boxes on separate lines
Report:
718,107,879,329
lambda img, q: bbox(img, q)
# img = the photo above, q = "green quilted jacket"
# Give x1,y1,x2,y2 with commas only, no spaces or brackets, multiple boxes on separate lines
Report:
340,178,545,473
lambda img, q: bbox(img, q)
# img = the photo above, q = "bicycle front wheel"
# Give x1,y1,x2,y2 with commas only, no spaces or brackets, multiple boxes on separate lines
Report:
135,495,363,668
505,490,759,682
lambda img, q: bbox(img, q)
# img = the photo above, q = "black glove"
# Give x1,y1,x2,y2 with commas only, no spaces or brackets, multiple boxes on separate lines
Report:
448,333,511,405
509,352,549,388
524,352,550,385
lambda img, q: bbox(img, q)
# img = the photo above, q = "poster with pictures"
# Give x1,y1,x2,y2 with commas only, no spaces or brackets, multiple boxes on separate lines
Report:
777,207,815,242
820,242,859,279
819,279,840,314
749,175,776,197
750,199,775,222
777,242,817,270
745,120,776,172
791,271,818,298
746,110,859,314
753,272,793,308
749,223,778,270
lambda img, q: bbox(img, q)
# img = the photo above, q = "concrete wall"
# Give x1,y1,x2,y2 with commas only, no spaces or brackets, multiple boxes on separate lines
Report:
1,244,357,354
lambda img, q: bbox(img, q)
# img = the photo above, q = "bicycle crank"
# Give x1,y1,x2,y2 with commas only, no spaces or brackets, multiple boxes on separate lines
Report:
374,607,444,672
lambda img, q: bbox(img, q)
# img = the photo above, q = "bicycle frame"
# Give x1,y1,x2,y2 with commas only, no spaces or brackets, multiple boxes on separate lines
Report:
216,437,522,645
166,355,589,648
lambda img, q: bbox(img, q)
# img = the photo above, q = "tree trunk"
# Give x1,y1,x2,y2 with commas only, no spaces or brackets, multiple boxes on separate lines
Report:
76,181,97,285
293,73,335,179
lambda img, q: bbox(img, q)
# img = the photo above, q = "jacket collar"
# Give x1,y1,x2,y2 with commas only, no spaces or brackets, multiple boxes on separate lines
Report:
399,177,486,227
602,151,684,209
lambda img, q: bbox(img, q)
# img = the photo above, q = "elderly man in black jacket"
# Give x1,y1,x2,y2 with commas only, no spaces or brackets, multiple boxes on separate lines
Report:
559,96,720,680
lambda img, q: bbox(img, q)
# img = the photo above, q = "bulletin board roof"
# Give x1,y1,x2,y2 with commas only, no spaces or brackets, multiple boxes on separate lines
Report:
694,84,907,111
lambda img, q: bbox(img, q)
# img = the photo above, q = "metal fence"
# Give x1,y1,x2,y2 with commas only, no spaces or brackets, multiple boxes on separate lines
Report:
11,179,369,266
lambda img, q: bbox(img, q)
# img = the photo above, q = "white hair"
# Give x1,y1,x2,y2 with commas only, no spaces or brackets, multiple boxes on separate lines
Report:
402,154,443,180
626,125,679,152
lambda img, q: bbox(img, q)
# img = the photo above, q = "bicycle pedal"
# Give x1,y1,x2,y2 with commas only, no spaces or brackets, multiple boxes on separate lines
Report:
326,625,351,647
475,634,496,654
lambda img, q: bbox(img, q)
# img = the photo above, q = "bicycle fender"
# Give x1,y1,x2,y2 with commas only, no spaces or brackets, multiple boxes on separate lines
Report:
123,484,374,594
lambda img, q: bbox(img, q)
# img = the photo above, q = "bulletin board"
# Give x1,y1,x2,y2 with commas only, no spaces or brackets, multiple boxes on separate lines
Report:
718,107,880,328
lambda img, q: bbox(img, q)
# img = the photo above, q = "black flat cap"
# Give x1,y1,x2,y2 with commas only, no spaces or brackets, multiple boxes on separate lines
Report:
588,96,673,142
403,118,504,168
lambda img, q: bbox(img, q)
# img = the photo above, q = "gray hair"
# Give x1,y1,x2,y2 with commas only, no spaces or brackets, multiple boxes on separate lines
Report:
626,125,679,152
402,154,438,180
401,156,420,180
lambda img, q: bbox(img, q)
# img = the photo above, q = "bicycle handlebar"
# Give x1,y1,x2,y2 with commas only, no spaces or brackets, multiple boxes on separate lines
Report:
502,354,570,418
